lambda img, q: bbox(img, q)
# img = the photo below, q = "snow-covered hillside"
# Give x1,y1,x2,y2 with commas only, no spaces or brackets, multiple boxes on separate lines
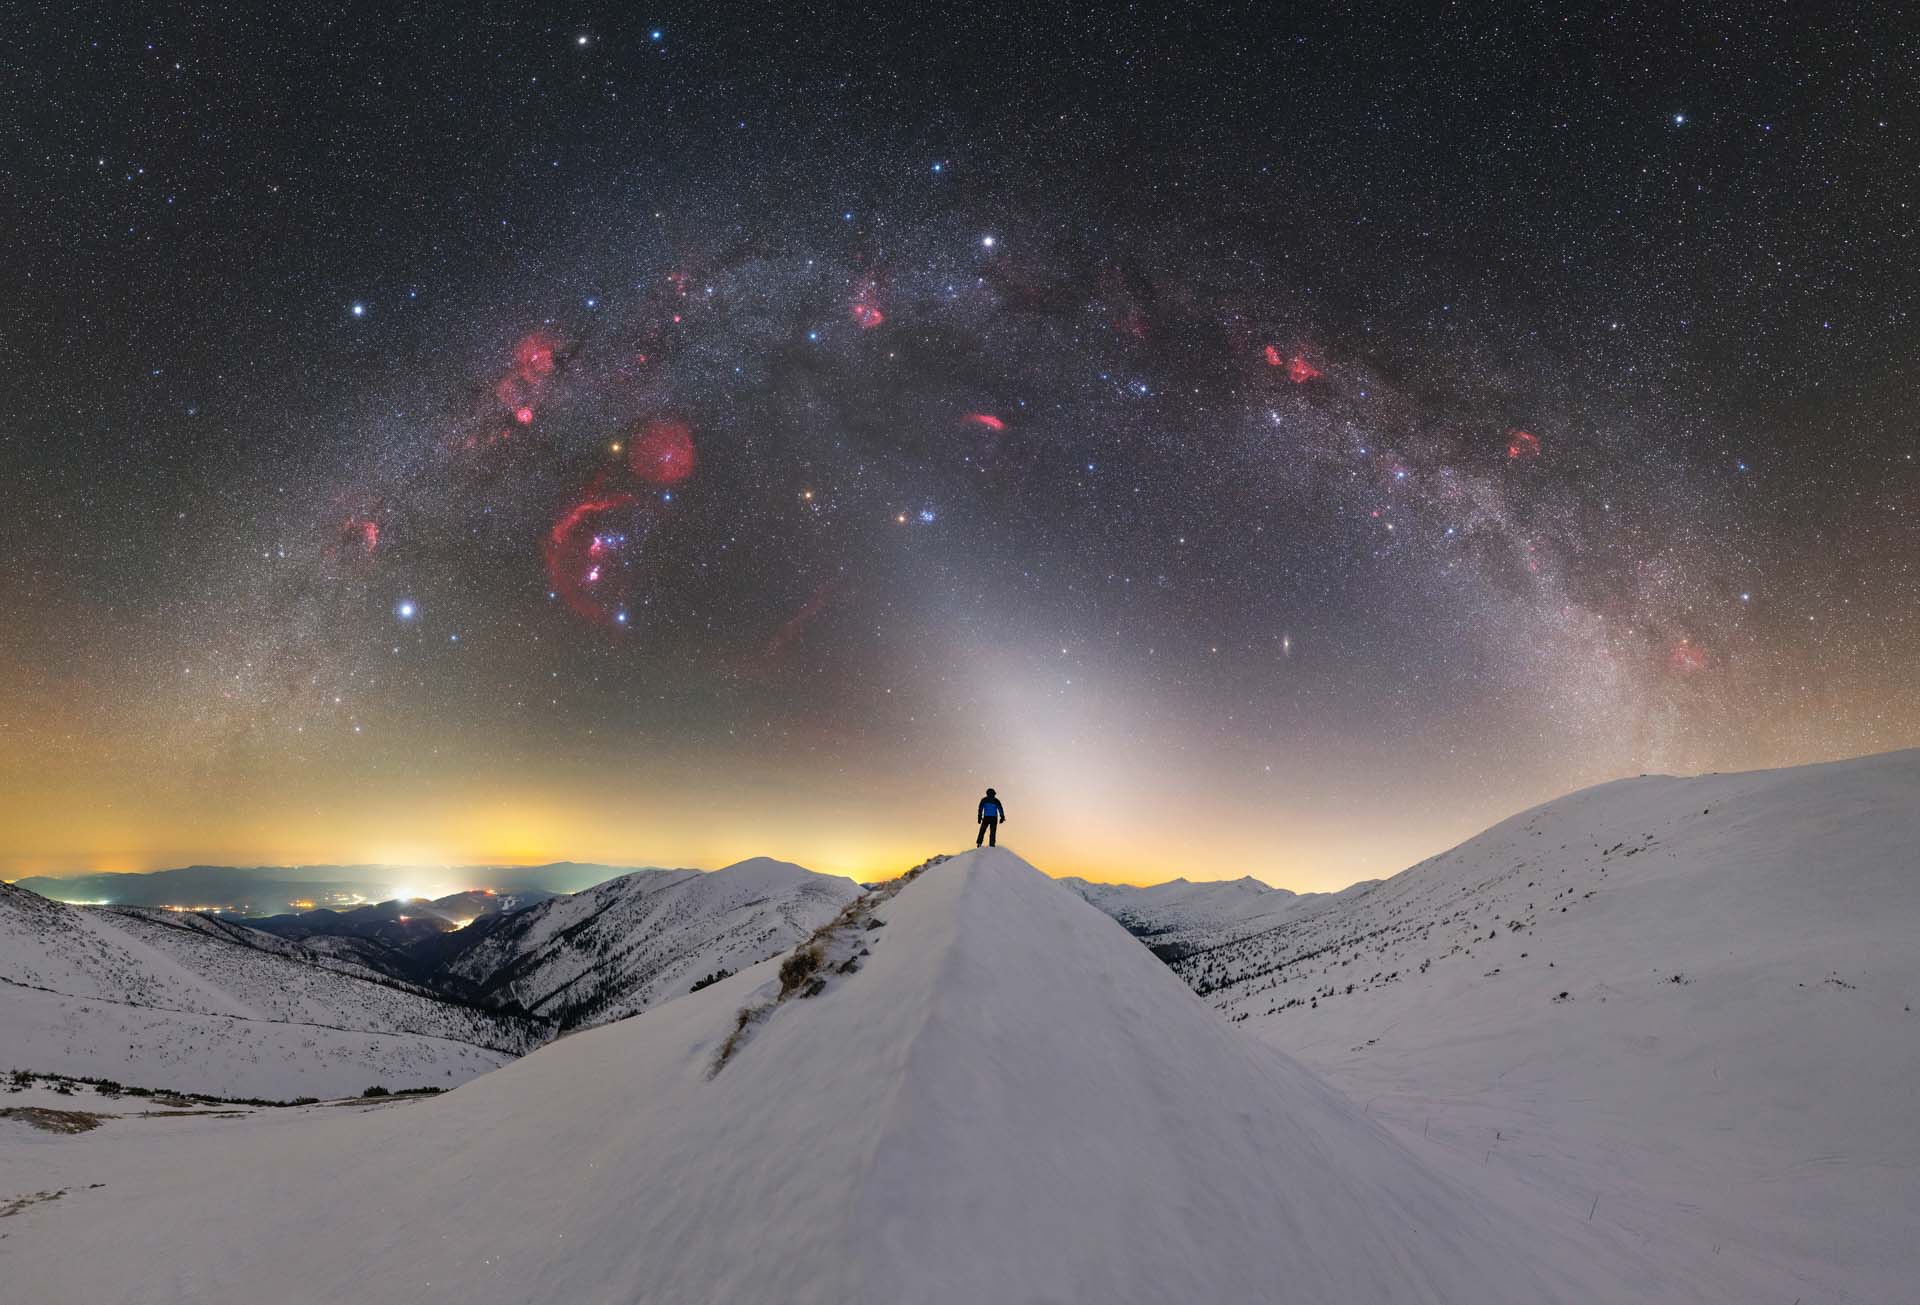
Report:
1168,750,1920,1303
430,857,861,1027
2,849,1659,1304
0,883,546,1100
1061,873,1375,958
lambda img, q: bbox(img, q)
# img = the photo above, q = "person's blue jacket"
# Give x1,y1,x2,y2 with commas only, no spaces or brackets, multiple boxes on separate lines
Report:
978,795,1005,821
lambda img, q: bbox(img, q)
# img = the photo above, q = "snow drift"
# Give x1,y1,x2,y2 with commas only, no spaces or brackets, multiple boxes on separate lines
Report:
5,848,1612,1304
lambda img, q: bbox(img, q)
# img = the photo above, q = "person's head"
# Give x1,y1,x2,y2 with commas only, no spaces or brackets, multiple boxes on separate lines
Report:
985,787,996,797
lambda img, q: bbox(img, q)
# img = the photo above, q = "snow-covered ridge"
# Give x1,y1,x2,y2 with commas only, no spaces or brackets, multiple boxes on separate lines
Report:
1060,870,1376,959
1159,749,1920,1301
427,856,862,1028
4,848,1632,1304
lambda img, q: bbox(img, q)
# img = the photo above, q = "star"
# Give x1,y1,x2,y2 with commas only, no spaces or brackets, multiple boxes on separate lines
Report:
396,600,416,620
350,302,366,318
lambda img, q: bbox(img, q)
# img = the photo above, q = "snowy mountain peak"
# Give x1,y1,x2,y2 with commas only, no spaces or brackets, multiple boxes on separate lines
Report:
707,854,820,888
12,847,1581,1303
424,858,860,1029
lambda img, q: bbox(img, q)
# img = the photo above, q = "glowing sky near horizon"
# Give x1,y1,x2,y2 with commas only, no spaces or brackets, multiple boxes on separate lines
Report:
4,8,1919,891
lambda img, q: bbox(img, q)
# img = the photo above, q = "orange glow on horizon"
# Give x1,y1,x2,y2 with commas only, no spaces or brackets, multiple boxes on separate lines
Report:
6,639,1906,895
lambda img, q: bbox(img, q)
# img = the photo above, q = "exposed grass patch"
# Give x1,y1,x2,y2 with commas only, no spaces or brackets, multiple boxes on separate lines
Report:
0,1188,67,1217
0,1107,106,1135
778,946,822,998
710,1006,761,1076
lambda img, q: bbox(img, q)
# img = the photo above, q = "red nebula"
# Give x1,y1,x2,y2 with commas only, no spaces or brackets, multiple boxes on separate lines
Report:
1506,429,1541,460
1265,346,1322,382
544,490,641,625
340,517,379,556
628,419,696,485
1668,640,1709,674
514,333,558,383
964,413,1007,432
851,300,885,330
514,406,534,425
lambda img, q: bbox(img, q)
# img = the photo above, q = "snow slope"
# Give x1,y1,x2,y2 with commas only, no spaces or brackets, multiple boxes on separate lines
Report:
0,883,545,1100
431,856,861,1027
1174,749,1920,1303
1061,872,1375,959
2,848,1660,1305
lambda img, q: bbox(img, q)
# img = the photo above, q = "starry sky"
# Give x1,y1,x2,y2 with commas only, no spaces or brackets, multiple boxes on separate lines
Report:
3,4,1917,889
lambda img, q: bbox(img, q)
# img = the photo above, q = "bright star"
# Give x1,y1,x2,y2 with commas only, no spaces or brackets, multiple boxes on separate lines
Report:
576,33,589,46
1673,113,1686,125
650,29,662,40
350,302,366,318
981,235,996,248
396,600,416,619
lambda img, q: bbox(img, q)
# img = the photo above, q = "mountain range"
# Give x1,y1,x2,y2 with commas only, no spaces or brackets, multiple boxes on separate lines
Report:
1,858,862,1097
4,751,1917,1301
11,862,656,914
2,849,1643,1304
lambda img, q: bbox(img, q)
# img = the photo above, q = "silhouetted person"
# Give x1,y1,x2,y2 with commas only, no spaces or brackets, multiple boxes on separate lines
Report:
976,788,1006,846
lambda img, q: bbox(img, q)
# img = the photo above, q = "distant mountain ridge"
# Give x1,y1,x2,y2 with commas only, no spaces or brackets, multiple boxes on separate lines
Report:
0,880,549,1099
1060,872,1378,960
12,862,658,913
1,857,866,1096
428,857,863,1028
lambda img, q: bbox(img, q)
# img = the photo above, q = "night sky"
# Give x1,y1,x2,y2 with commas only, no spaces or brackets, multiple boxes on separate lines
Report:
4,5,1917,887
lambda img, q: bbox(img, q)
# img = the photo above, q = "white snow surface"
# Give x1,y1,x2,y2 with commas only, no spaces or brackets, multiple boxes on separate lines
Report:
1061,872,1376,955
434,855,861,1027
2,848,1646,1304
0,883,538,1099
1172,749,1920,1303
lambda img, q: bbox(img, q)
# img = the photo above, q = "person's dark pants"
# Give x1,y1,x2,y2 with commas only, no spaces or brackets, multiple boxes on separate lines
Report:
977,817,998,847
